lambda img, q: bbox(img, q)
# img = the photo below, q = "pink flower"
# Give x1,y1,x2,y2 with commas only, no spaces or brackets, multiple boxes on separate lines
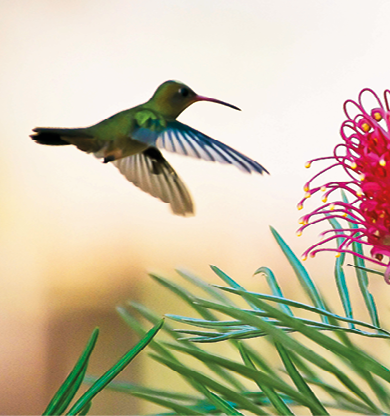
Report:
298,89,390,283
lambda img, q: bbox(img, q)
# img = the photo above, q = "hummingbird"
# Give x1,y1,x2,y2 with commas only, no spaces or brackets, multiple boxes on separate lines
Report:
31,80,268,216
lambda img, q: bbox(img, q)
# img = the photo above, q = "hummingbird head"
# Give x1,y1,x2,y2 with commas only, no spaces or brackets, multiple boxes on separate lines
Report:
148,80,241,119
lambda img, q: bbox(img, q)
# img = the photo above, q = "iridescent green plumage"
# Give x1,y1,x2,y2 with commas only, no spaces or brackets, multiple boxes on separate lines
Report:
31,80,268,216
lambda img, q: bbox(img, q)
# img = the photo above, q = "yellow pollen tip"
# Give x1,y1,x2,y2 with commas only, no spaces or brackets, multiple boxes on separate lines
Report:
305,162,311,168
356,190,363,197
320,186,326,192
297,203,303,210
296,230,302,237
298,218,305,224
350,162,357,169
329,203,335,210
361,122,370,132
301,255,307,261
305,192,311,199
380,159,386,167
335,252,341,258
360,174,365,181
322,196,328,203
304,185,310,192
374,112,382,121
342,212,348,217
310,252,316,258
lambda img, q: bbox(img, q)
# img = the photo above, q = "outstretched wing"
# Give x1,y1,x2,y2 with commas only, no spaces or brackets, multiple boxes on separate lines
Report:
113,147,194,216
132,120,269,175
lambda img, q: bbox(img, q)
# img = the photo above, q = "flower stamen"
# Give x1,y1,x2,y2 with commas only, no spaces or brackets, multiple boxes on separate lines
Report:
299,88,390,284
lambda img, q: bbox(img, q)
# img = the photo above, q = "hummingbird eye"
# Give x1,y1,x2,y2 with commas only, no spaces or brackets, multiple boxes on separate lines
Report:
179,87,189,97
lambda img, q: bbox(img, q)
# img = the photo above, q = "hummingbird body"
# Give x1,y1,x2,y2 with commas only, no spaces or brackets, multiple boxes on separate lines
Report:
31,80,268,216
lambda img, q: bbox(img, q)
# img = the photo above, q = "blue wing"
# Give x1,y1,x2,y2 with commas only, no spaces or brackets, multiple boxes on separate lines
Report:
132,120,269,175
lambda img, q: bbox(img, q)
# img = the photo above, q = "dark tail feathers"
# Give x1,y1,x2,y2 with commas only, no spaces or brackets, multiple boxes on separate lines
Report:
30,127,92,146
30,128,69,145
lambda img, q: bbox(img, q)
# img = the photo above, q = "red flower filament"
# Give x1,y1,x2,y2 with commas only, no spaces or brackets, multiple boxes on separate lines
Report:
298,89,390,283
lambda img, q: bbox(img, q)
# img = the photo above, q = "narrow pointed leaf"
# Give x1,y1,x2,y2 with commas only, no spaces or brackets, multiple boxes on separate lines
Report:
132,281,246,391
325,312,390,408
77,401,92,416
83,376,200,401
239,343,295,415
254,267,293,316
193,298,384,413
150,354,270,415
159,345,321,410
117,306,176,361
130,391,205,415
66,319,164,415
43,328,99,415
275,342,328,415
351,237,380,327
194,382,245,415
214,286,389,336
176,268,237,306
211,265,262,311
149,272,217,320
340,190,380,327
270,226,329,323
327,216,354,324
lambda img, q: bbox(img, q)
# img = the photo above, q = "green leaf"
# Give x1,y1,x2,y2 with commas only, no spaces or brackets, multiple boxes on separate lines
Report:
239,343,295,415
161,344,320,411
149,272,217,321
340,190,380,327
193,297,384,413
303,377,379,414
117,306,176,362
129,391,206,415
66,319,164,415
77,401,92,416
275,341,328,415
83,376,200,401
348,264,384,277
119,303,247,394
43,328,99,416
150,353,270,415
324,312,390,409
270,226,329,323
254,267,293,316
213,287,389,337
194,382,245,415
326,216,354,324
132,279,247,392
211,265,263,312
176,268,237,306
351,237,380,327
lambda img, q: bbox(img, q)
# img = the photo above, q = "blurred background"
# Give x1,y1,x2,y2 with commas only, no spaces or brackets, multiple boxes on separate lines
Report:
1,0,390,413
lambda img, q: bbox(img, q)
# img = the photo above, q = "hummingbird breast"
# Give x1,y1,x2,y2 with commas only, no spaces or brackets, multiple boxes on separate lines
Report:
94,136,150,161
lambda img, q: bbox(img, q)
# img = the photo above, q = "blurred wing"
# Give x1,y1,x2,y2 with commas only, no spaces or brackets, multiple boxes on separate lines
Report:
112,148,194,216
152,120,269,174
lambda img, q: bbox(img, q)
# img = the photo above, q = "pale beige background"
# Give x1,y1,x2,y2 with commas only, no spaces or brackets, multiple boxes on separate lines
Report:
1,0,390,414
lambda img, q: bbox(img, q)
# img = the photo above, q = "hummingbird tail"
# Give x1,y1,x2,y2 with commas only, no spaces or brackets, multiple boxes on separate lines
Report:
30,127,95,146
30,128,71,145
30,127,101,156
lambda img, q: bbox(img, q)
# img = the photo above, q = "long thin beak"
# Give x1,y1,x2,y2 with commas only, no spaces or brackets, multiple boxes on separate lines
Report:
195,95,241,111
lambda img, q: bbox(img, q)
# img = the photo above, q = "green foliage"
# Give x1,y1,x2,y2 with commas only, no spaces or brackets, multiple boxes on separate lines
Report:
43,320,163,415
46,227,390,415
108,227,390,415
